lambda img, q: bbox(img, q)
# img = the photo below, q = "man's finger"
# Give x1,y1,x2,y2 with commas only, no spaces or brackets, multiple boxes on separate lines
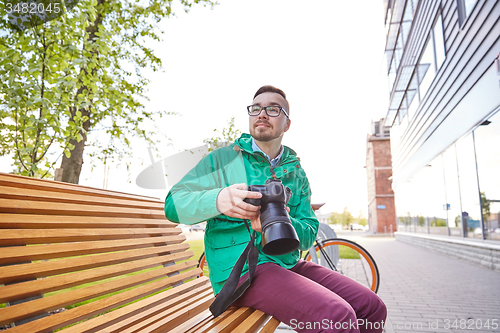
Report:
230,205,257,218
242,190,263,199
250,215,262,233
238,201,261,212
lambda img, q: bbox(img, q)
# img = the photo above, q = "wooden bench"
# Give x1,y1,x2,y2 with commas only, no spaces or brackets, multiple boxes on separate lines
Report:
0,172,280,332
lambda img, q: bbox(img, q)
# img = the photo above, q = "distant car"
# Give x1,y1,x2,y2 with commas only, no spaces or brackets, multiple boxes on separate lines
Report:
190,223,206,232
494,228,500,234
350,224,365,231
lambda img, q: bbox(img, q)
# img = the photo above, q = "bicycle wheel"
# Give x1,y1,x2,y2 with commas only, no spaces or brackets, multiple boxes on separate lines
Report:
304,238,380,293
198,252,209,278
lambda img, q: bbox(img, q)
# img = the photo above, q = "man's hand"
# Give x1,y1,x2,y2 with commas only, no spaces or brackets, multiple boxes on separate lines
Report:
217,183,262,220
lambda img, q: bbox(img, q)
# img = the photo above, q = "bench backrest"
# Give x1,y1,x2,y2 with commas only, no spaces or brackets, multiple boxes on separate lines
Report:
0,172,211,332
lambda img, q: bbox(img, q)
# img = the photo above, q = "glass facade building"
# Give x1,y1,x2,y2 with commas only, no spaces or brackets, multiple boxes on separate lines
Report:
381,0,500,240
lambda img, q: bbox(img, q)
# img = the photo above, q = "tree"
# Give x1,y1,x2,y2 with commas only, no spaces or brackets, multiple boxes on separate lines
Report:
355,210,367,226
0,0,215,182
328,207,354,228
480,191,490,220
203,117,242,152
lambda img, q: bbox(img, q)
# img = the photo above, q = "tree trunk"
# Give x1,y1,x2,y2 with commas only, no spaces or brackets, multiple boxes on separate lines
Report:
59,0,104,184
59,117,89,183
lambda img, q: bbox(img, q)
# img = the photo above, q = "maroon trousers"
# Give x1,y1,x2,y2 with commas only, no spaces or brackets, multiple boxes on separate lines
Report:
232,261,387,333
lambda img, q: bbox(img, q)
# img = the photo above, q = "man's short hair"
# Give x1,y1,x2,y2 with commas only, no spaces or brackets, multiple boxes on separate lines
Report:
253,85,290,112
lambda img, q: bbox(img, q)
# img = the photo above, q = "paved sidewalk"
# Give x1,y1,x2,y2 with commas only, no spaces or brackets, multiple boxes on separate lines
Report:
276,233,500,332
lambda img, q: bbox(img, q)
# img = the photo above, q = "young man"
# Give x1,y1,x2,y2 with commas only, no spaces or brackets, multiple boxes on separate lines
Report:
164,86,387,333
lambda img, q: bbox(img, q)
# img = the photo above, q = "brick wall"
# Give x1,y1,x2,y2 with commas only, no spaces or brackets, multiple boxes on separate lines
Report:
366,135,397,234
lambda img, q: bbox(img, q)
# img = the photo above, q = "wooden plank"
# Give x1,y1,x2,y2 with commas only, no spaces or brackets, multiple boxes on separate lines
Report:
0,198,165,218
146,295,215,333
0,243,190,284
232,310,271,333
170,310,214,333
0,214,177,229
5,272,207,333
0,173,161,202
0,228,178,246
182,308,238,333
0,185,164,210
63,282,212,333
0,235,186,265
97,289,214,333
0,260,199,326
260,318,280,333
206,307,254,333
0,251,195,303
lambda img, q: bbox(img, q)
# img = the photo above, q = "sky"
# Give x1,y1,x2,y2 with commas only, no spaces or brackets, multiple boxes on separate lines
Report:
1,0,390,216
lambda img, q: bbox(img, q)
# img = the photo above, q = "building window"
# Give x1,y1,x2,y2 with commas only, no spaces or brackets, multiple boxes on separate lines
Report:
406,74,419,121
401,0,416,45
473,111,500,240
457,0,478,28
455,133,482,238
417,37,435,100
433,15,446,70
386,0,416,93
416,13,446,102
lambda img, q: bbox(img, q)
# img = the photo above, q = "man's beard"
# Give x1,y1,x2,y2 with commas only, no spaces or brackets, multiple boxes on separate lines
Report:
250,126,282,142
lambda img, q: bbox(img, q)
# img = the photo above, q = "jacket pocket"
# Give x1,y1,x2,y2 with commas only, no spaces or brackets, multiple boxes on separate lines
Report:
205,224,250,282
287,192,301,217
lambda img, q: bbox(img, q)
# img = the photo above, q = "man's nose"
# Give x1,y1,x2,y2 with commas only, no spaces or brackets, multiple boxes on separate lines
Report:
257,109,269,119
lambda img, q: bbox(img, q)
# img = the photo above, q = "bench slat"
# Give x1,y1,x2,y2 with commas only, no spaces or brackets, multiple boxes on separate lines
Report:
0,198,165,218
232,310,274,333
62,282,213,333
0,173,160,202
98,288,214,333
260,318,281,333
0,185,164,210
0,251,194,303
0,243,190,284
0,260,199,326
0,235,186,265
206,307,255,333
0,228,178,246
142,294,215,333
0,214,176,229
182,308,238,333
170,309,215,333
4,273,208,333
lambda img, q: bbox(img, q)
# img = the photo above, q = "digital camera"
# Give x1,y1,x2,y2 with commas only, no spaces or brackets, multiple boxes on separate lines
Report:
244,179,300,255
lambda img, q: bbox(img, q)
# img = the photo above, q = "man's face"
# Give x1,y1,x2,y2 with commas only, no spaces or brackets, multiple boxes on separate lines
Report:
249,92,291,142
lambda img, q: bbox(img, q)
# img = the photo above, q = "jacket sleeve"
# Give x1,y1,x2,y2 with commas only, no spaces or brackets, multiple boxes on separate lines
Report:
289,177,319,251
164,153,223,225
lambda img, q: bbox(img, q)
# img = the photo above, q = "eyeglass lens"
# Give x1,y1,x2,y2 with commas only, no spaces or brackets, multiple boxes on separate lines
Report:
249,106,281,117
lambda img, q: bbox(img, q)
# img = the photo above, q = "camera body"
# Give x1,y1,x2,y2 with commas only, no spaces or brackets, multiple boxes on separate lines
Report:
244,179,300,256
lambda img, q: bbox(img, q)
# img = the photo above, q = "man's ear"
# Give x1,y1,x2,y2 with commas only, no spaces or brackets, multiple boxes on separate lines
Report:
284,119,291,132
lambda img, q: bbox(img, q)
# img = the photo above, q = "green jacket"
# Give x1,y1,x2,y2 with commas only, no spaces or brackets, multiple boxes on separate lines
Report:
164,133,319,295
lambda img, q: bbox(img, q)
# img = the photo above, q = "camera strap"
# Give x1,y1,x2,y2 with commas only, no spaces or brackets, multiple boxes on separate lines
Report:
209,220,258,317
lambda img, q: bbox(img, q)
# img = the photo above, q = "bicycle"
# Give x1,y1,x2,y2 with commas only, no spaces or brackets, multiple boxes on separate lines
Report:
197,223,380,293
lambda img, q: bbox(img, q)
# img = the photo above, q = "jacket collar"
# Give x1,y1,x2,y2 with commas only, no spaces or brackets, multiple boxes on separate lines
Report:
234,133,297,163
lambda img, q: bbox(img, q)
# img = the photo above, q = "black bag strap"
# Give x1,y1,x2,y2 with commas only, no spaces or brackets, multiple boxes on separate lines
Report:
209,220,258,317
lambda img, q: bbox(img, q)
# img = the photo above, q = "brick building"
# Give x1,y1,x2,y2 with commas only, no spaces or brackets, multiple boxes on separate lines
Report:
366,119,396,234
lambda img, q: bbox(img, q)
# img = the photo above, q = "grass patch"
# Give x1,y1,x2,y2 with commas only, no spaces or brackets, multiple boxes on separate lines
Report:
339,246,361,259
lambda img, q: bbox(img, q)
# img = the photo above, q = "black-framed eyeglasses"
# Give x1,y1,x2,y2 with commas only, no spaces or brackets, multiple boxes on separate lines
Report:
247,105,289,118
